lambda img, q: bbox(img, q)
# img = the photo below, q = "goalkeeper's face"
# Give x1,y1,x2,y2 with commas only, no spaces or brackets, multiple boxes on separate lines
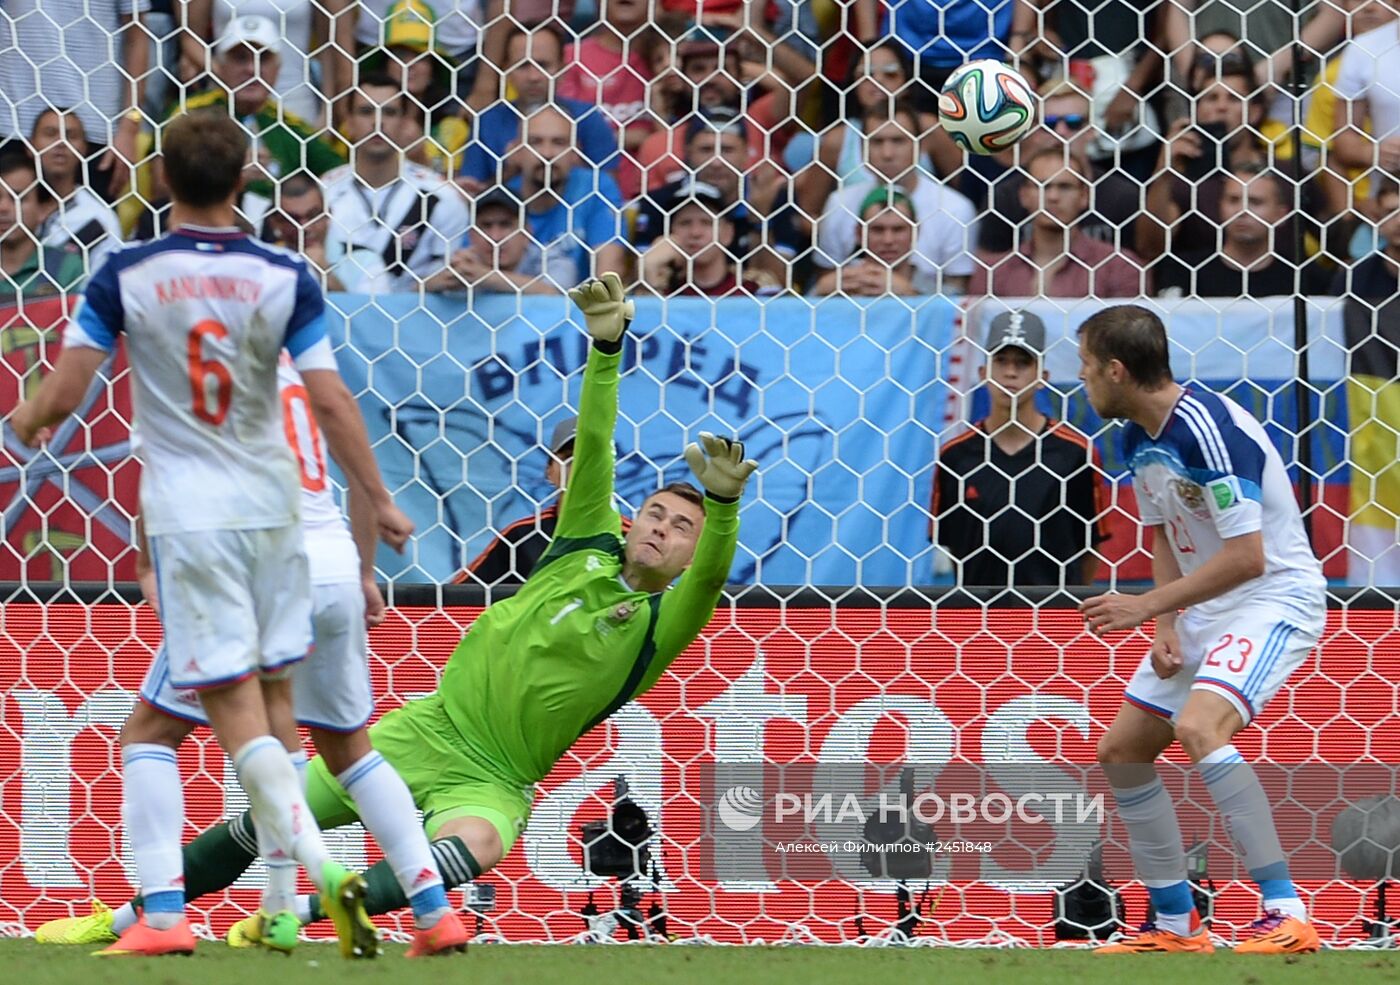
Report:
624,491,706,583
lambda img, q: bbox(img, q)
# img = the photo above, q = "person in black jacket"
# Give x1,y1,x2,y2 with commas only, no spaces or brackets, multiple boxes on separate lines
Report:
452,416,631,586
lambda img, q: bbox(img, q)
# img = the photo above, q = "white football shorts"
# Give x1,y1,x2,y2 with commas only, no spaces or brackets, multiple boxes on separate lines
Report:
147,525,313,690
141,578,373,732
1124,602,1325,726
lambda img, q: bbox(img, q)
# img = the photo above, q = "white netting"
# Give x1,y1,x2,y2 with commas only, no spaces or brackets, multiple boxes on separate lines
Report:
2,0,1400,948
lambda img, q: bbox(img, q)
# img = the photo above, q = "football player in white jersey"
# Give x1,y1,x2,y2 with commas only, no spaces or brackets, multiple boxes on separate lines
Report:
1075,305,1326,955
33,358,471,958
9,112,411,958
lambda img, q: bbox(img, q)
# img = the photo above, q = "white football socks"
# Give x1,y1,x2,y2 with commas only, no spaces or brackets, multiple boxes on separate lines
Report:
336,751,448,928
121,744,186,930
232,737,332,892
257,747,310,916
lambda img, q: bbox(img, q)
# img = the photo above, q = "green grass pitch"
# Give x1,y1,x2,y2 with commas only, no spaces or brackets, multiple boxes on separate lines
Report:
4,939,1399,985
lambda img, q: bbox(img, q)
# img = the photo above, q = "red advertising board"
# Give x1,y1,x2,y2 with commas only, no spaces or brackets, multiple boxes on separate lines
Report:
1,601,1395,944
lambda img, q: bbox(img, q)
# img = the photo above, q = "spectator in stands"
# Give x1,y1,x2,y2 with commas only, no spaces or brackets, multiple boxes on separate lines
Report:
371,0,470,176
639,180,778,297
1135,48,1279,268
1304,0,1397,223
931,310,1108,588
1163,0,1340,96
195,0,351,124
633,107,801,283
356,0,484,80
789,41,940,233
425,187,569,294
461,23,617,191
629,23,793,198
0,158,85,299
0,0,149,199
503,104,627,283
322,75,469,293
814,101,978,294
969,79,1141,253
875,0,1025,108
452,416,630,586
809,185,921,297
1154,165,1325,297
164,17,344,197
638,16,692,132
970,148,1146,298
1333,12,1400,177
558,0,654,162
259,171,345,291
28,109,123,267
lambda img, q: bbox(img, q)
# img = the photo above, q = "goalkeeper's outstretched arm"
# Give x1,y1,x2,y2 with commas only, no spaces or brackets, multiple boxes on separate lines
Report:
556,273,635,540
645,434,757,685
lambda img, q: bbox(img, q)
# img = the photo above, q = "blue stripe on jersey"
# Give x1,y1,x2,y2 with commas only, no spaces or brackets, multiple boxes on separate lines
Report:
285,310,328,358
1175,390,1268,488
73,297,119,351
1177,397,1232,472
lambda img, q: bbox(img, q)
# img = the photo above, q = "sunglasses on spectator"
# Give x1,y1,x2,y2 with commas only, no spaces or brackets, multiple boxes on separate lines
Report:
1044,114,1088,130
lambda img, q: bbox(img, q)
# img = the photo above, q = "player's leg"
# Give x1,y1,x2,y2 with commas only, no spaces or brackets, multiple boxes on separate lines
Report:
95,595,214,956
311,726,455,935
1176,609,1324,953
292,706,525,933
1094,642,1214,955
36,695,196,946
293,578,453,937
302,813,506,921
248,670,306,941
235,524,377,958
1094,700,1211,953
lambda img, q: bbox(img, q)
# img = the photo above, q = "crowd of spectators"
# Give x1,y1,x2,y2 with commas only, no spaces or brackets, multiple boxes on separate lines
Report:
0,0,1397,306
2,0,1400,588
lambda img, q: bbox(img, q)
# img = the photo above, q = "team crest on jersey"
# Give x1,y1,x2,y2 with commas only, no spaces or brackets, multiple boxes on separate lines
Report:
613,602,636,622
1172,478,1208,517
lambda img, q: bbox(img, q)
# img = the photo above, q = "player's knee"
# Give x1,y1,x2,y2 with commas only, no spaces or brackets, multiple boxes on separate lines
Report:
1097,730,1145,765
1173,714,1229,763
435,817,505,876
119,701,192,749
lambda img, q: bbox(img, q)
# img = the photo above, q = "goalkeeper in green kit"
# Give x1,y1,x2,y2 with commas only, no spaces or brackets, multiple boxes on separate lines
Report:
37,273,758,952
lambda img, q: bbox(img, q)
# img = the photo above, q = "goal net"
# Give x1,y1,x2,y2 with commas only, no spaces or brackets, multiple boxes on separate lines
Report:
2,0,1399,948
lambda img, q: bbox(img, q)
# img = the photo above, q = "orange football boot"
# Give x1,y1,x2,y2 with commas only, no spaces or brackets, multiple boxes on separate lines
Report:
1233,911,1321,954
1095,911,1215,954
405,911,470,958
93,916,196,957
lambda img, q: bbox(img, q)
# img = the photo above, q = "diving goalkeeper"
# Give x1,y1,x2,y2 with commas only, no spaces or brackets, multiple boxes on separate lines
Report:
39,273,757,950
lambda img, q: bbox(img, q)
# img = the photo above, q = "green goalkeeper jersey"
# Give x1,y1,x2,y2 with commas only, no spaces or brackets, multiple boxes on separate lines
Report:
438,344,741,787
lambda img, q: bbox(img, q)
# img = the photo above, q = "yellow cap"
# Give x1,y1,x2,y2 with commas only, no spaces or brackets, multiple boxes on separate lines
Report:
384,0,436,52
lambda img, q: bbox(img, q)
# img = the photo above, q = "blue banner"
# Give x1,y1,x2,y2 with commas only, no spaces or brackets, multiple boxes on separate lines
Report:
327,295,960,586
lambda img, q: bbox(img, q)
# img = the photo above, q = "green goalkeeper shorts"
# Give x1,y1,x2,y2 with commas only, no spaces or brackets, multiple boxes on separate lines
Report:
305,692,534,855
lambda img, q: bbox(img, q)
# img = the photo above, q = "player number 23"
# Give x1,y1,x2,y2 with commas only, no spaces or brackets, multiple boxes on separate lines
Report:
188,320,232,425
1204,633,1254,674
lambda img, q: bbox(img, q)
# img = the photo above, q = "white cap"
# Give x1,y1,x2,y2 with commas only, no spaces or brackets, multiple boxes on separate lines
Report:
215,15,281,56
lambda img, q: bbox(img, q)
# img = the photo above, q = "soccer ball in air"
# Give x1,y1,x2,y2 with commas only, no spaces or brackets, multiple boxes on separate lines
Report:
937,60,1038,155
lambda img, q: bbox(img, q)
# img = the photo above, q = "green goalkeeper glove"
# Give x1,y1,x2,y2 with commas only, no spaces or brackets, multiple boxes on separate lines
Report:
567,271,635,344
684,433,758,502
